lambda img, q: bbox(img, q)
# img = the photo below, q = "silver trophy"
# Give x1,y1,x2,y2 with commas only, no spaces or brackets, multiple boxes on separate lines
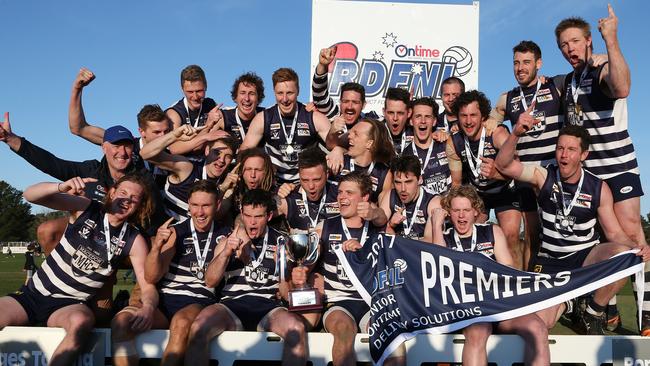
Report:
280,230,322,311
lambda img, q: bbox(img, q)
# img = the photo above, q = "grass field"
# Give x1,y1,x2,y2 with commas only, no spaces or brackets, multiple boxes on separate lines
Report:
0,254,642,335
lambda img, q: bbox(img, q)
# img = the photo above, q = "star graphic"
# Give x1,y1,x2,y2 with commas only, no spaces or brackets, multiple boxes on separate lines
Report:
373,51,384,61
382,32,397,48
411,63,423,75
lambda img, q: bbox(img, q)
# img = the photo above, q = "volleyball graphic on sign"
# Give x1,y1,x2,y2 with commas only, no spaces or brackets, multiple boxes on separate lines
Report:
394,258,408,272
443,46,473,77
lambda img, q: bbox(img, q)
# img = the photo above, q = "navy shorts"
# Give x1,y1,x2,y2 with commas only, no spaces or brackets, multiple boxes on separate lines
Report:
605,172,644,203
8,285,85,325
480,186,521,214
531,247,593,274
323,300,370,332
158,293,216,321
221,297,283,331
516,183,538,212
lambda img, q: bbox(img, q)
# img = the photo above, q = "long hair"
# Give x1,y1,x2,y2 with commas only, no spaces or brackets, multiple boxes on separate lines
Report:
235,148,275,198
103,173,154,229
361,118,396,165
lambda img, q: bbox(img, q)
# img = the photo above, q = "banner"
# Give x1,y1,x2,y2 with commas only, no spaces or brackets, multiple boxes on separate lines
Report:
335,234,644,365
311,0,479,116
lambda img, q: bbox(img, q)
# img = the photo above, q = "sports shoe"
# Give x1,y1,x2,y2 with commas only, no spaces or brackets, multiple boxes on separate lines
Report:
575,309,605,335
606,311,621,332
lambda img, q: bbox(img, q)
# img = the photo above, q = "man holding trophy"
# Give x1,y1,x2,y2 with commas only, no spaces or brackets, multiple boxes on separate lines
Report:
276,147,339,328
185,189,308,365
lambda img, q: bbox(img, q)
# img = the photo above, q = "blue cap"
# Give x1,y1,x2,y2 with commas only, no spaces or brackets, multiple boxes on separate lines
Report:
103,125,134,144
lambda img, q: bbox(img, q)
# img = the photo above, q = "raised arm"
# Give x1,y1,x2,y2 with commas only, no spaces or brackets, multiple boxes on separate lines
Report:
431,207,447,246
22,177,93,214
205,227,243,288
240,112,265,150
168,105,226,155
313,110,333,145
598,4,631,98
312,46,340,119
144,218,176,284
139,125,198,180
494,104,548,190
422,196,441,244
68,68,104,145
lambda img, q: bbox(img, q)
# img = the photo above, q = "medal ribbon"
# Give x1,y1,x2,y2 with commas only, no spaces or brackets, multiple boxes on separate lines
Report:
235,107,247,140
412,139,435,175
341,217,369,247
463,127,486,179
277,105,299,146
183,98,204,128
555,168,585,217
519,78,542,112
301,186,327,229
402,187,425,236
570,66,589,105
190,219,214,272
453,225,477,253
249,227,269,269
103,215,128,264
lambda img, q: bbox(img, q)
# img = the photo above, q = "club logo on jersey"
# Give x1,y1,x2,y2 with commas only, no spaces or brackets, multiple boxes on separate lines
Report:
536,94,553,103
325,203,340,215
336,260,353,287
325,40,473,113
476,242,494,251
297,129,311,136
537,88,551,96
71,245,106,276
244,264,271,289
297,123,309,129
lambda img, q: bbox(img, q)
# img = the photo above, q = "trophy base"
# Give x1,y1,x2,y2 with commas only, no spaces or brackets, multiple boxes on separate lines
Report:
288,288,322,312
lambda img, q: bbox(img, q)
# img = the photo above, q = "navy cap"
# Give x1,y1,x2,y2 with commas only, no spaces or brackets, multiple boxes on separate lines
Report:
103,125,134,144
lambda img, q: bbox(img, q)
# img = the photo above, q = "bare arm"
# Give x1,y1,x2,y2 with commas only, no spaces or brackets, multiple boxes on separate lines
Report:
487,92,507,126
144,218,176,284
68,68,104,145
422,196,441,244
129,234,159,332
598,182,636,247
139,125,197,181
598,4,631,98
240,112,265,150
492,225,515,267
313,110,333,145
431,206,447,246
446,139,463,187
22,178,93,213
379,191,398,235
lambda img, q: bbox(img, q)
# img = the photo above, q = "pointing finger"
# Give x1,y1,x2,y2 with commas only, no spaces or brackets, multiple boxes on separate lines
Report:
161,217,174,229
608,3,615,17
81,177,99,183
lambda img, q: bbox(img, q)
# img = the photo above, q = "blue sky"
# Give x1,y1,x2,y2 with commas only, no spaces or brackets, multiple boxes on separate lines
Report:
1,0,649,213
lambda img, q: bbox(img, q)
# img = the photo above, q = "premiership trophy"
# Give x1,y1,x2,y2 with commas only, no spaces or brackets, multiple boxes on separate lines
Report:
280,230,322,312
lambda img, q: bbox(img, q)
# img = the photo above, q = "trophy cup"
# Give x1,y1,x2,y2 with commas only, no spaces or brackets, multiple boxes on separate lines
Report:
281,230,322,312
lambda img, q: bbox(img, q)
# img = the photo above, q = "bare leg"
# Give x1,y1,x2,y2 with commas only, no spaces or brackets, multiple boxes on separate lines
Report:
161,304,204,366
47,304,95,366
462,322,492,366
522,210,540,270
583,242,631,307
324,310,357,366
185,304,236,366
0,296,30,328
111,305,168,366
266,309,307,366
496,209,524,270
498,314,550,366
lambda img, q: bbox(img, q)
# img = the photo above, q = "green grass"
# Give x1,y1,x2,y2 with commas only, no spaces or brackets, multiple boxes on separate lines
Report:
0,255,642,335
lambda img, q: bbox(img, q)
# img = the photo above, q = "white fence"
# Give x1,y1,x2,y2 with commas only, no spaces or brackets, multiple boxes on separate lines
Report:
1,326,649,365
1,242,30,254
